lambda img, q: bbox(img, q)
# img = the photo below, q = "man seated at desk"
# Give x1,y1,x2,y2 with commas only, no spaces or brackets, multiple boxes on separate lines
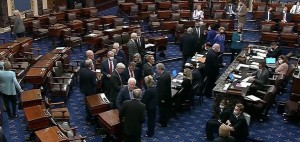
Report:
264,7,274,22
281,7,291,23
266,42,282,59
248,62,269,92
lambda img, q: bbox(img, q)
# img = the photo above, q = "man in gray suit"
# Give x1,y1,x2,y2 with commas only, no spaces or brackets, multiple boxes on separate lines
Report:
128,33,138,62
249,61,269,91
237,1,247,28
12,10,25,38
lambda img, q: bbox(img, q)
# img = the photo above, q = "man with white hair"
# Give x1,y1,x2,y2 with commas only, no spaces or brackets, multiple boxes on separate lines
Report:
116,77,137,109
101,51,117,95
127,33,138,62
180,27,197,70
81,50,95,70
204,43,226,98
113,42,127,62
79,59,97,96
156,63,172,127
110,63,126,108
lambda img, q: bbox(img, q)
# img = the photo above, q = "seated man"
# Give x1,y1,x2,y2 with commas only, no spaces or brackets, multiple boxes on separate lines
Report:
206,103,248,141
264,7,273,22
266,42,282,59
249,62,269,91
281,7,291,23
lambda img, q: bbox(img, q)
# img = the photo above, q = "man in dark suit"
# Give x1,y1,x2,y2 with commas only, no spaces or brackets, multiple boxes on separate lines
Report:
111,48,125,65
156,63,172,127
225,0,237,19
264,7,274,22
119,88,146,142
79,59,97,96
116,78,137,109
141,75,158,137
143,55,155,77
192,22,205,53
101,51,117,96
109,63,125,108
249,62,269,91
122,62,139,85
266,42,282,59
180,27,197,70
281,7,291,23
113,43,127,64
128,33,138,62
135,30,146,59
204,44,226,98
80,50,94,70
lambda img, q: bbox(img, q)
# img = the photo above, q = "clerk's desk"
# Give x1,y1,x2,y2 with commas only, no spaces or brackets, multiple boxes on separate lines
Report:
86,93,110,116
20,89,42,108
213,45,272,108
97,109,122,140
23,105,52,130
35,126,68,142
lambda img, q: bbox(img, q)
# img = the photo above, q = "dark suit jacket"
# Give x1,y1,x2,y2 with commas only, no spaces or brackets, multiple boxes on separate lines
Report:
205,49,222,78
116,86,131,109
180,33,197,56
119,99,146,136
79,67,97,96
266,47,282,59
141,87,158,110
122,68,139,84
100,59,117,80
281,12,291,22
252,68,269,89
157,71,172,104
110,70,123,101
114,55,125,65
225,4,237,14
128,39,138,62
213,136,235,142
143,63,154,77
228,113,249,140
136,37,146,57
192,68,202,86
264,12,274,21
214,107,232,123
117,50,127,63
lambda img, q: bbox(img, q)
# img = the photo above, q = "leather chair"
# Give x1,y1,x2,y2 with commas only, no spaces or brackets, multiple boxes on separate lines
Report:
6,53,29,78
246,85,277,121
171,3,180,12
283,64,296,87
121,32,130,45
149,14,160,32
128,5,139,24
61,58,80,83
90,9,98,18
280,26,298,47
58,6,67,12
284,93,300,121
114,18,124,28
253,5,266,20
148,4,156,14
214,11,225,19
49,16,58,26
113,34,123,45
62,28,83,49
20,42,42,64
74,3,82,9
172,13,181,21
25,11,34,19
54,61,75,80
68,13,77,22
32,20,49,39
260,24,279,43
175,24,184,43
42,9,50,15
54,121,86,141
44,96,70,121
46,71,71,99
269,74,285,95
85,22,102,34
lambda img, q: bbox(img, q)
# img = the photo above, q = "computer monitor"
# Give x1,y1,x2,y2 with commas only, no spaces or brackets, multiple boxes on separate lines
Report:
172,70,177,78
266,58,276,64
228,73,235,81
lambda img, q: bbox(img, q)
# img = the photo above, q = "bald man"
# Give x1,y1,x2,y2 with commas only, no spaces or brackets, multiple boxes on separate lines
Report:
204,44,226,98
81,50,95,70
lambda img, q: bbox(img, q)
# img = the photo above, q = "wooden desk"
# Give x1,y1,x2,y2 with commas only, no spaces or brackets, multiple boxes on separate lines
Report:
51,12,65,22
179,20,195,28
49,24,67,38
23,18,34,33
84,18,101,26
86,93,110,116
148,36,168,48
138,11,150,20
40,53,60,61
98,109,121,136
23,105,52,130
119,3,135,14
14,37,33,47
51,47,71,55
35,126,68,142
81,7,97,17
84,33,102,46
157,10,172,20
65,9,81,16
122,25,141,33
67,20,83,31
292,71,300,94
252,2,266,11
177,1,189,10
20,89,42,108
157,1,171,10
138,2,154,11
0,42,21,56
25,68,48,86
33,60,54,70
0,49,9,57
160,21,178,30
278,22,295,31
103,28,123,39
260,32,280,43
194,1,208,8
291,14,300,22
100,15,117,25
34,15,49,26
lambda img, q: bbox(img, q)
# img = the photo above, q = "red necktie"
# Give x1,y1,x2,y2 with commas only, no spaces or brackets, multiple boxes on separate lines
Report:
130,70,134,78
109,61,113,75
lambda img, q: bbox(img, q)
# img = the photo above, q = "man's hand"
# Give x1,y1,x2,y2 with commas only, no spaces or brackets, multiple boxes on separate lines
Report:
107,74,111,78
223,63,226,67
226,120,231,125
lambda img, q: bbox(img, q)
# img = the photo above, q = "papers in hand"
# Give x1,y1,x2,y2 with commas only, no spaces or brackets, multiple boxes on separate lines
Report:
239,82,252,88
96,69,101,73
56,47,65,50
100,93,110,103
223,83,231,91
145,44,155,48
252,56,264,59
88,33,97,37
245,95,261,101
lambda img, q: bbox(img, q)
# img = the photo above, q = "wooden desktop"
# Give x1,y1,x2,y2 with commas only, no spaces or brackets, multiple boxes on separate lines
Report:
86,94,110,116
23,105,52,130
20,89,42,108
97,109,122,138
35,126,68,142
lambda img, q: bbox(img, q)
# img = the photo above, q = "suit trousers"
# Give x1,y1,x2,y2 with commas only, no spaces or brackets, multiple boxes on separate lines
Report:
205,119,222,140
182,54,192,71
159,102,171,126
2,94,17,117
204,75,217,98
230,49,241,63
124,134,141,142
146,109,156,136
16,32,25,38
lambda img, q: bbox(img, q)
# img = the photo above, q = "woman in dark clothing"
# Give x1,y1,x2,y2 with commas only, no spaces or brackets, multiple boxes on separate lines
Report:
141,75,158,137
133,53,143,88
175,68,193,111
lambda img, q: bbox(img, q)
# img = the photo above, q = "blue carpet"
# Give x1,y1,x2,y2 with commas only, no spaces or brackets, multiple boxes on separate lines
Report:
1,6,300,142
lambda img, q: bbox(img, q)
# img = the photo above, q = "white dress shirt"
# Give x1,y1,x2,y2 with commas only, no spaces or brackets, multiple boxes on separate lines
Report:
192,10,204,20
290,5,300,14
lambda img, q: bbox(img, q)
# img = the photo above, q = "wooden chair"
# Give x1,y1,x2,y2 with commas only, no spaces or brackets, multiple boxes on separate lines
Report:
32,20,49,39
54,121,86,141
44,96,70,121
46,71,71,99
284,93,300,121
20,42,42,64
62,28,83,49
128,5,139,24
149,14,160,32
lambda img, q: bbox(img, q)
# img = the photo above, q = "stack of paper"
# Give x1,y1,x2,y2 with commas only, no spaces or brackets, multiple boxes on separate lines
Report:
240,82,252,87
250,65,259,70
56,47,65,50
252,48,266,53
242,76,253,82
252,56,264,59
236,64,250,70
245,95,261,101
251,62,259,65
145,44,155,48
223,83,231,91
257,52,267,57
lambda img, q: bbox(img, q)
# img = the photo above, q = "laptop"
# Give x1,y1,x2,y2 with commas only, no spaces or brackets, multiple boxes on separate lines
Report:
266,58,276,68
228,73,235,82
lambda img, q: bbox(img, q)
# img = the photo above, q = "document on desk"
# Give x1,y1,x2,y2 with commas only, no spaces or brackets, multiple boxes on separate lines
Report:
245,95,261,101
232,74,242,79
56,47,65,50
250,65,259,70
251,62,259,65
145,44,155,48
100,93,110,103
257,52,267,57
252,56,264,59
252,48,266,53
236,64,250,70
239,82,252,88
223,83,231,91
172,79,183,83
104,29,114,32
242,76,253,82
